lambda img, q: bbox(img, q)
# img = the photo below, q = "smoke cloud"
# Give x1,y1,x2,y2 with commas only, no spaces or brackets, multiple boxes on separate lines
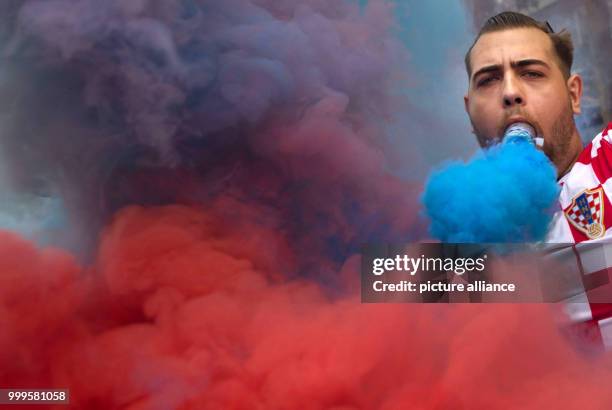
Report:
0,1,609,409
422,140,559,242
3,210,612,409
0,0,421,261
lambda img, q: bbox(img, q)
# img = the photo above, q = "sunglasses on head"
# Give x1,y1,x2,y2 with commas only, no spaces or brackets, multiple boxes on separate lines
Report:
544,21,554,33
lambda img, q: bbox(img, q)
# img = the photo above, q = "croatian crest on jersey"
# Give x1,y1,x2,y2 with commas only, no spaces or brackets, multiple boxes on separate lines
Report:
564,187,606,239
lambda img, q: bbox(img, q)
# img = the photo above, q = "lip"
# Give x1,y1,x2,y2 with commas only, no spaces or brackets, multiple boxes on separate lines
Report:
505,116,530,128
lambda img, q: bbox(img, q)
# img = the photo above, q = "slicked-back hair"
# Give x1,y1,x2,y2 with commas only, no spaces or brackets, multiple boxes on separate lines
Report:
465,11,574,79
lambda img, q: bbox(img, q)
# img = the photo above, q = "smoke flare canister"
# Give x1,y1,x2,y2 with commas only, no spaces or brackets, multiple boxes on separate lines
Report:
503,122,544,147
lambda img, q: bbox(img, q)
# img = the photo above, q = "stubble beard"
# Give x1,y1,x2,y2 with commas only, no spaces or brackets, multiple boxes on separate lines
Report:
545,103,578,177
471,103,578,176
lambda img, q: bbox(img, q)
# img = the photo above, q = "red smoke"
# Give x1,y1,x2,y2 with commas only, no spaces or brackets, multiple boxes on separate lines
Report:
1,1,612,409
3,205,612,409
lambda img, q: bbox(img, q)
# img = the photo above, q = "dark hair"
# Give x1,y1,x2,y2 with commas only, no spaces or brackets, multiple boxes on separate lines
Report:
465,11,574,79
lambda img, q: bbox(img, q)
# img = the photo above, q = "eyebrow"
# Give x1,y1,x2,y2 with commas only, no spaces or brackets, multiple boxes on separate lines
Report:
471,59,551,82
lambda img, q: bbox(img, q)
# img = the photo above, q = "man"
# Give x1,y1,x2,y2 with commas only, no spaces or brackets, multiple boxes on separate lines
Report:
463,11,612,348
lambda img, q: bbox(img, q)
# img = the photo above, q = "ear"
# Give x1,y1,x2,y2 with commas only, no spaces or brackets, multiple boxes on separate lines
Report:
567,73,583,115
464,94,469,114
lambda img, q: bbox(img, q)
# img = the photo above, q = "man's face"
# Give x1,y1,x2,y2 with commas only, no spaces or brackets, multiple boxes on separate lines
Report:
464,27,582,175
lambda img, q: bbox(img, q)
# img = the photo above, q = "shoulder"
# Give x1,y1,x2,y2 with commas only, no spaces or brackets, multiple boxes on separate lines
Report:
557,122,612,212
571,121,612,184
576,121,612,165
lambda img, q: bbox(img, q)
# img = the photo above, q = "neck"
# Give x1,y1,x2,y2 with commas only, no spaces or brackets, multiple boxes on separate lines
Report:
557,132,583,180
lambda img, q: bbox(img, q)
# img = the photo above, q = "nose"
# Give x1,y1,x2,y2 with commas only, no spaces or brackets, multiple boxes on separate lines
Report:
502,74,525,108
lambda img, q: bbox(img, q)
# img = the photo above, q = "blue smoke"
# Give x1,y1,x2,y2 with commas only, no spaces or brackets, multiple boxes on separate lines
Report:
422,141,559,242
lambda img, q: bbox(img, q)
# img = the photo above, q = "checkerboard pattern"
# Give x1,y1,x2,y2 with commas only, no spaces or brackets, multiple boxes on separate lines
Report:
566,190,602,231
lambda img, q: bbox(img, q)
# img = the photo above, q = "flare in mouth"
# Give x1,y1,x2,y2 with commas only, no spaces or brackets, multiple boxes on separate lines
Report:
504,121,545,147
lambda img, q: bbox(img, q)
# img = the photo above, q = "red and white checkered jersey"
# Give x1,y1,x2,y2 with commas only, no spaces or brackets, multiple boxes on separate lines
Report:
547,121,612,243
545,121,612,350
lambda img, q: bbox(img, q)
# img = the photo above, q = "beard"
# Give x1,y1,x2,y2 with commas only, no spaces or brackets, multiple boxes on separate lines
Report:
544,103,577,174
470,101,578,175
